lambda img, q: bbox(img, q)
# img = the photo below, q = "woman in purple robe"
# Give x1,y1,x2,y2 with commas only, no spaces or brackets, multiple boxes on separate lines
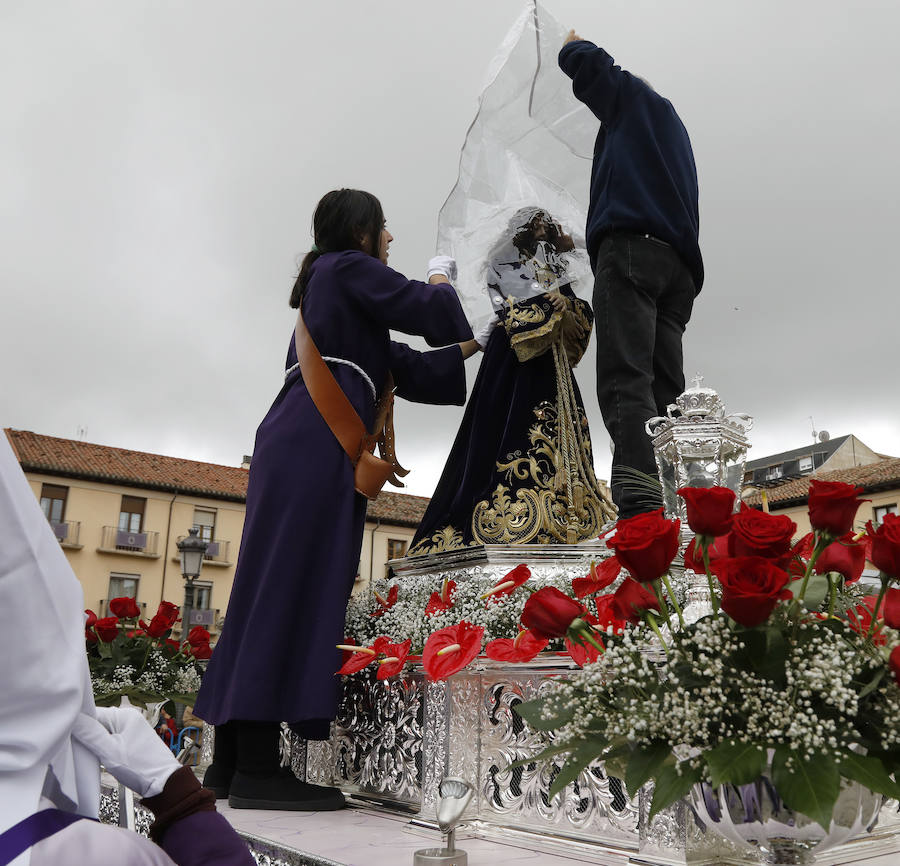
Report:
194,189,477,810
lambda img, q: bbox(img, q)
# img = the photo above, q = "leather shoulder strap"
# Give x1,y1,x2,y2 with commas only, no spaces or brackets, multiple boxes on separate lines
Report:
294,309,367,463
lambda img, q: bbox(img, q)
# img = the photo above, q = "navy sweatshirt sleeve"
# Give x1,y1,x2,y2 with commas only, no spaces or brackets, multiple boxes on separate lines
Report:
558,39,632,123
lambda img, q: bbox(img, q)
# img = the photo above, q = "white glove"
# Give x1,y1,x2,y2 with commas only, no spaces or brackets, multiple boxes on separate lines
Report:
474,316,499,349
71,707,180,798
426,255,457,282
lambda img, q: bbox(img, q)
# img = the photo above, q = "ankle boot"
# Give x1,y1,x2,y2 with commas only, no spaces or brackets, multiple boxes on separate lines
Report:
201,720,236,799
228,720,344,811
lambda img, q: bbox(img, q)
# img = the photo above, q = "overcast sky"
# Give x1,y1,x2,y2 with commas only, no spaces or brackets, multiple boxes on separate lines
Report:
2,1,898,496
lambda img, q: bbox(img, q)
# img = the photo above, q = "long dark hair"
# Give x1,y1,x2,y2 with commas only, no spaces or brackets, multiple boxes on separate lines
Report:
289,188,385,308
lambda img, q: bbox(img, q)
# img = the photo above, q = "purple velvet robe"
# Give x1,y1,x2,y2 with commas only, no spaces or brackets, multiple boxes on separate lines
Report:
194,251,472,725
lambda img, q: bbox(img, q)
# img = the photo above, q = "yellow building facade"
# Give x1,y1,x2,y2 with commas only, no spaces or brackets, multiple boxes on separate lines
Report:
6,428,429,636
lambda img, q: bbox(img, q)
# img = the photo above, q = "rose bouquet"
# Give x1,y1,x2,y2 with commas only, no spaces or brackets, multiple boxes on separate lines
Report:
85,597,209,708
511,483,900,830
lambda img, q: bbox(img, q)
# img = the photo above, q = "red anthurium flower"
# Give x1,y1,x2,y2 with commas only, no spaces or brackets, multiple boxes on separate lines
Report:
593,594,629,635
484,629,548,663
882,588,900,630
606,509,680,583
808,480,867,537
422,621,484,681
890,646,900,685
94,616,120,642
482,564,531,602
521,587,585,639
814,533,867,584
425,579,457,616
376,639,412,679
108,596,141,619
677,486,736,537
714,557,793,627
684,533,730,574
611,579,661,625
335,642,379,675
729,505,796,564
866,513,900,578
371,584,399,617
846,598,886,646
572,556,621,599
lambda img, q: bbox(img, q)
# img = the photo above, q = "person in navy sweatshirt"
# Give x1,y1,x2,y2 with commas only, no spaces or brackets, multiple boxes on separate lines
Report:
558,30,703,520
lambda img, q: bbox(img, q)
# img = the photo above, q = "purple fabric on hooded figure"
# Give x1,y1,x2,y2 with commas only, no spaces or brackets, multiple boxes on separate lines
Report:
194,250,473,726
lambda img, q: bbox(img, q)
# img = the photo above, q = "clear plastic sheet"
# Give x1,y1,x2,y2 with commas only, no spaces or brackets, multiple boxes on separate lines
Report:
437,1,599,322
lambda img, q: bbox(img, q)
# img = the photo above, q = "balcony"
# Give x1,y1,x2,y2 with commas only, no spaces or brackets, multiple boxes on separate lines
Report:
98,526,161,558
51,520,82,548
173,536,232,567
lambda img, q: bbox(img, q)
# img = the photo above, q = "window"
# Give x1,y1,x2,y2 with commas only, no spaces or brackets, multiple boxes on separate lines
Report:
40,484,68,523
192,508,216,543
874,504,898,525
799,456,813,472
193,582,213,610
386,539,408,561
108,572,139,603
765,465,783,481
118,495,145,533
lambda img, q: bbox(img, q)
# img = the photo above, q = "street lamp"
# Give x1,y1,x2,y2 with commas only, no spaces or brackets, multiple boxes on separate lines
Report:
176,527,208,638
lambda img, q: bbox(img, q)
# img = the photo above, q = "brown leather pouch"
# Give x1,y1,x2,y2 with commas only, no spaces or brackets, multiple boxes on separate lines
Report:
354,445,396,500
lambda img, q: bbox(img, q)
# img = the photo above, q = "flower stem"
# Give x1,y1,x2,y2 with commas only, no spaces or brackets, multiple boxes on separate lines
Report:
791,531,827,640
700,541,720,616
579,626,606,655
651,580,672,629
646,612,669,653
661,573,686,629
827,574,838,619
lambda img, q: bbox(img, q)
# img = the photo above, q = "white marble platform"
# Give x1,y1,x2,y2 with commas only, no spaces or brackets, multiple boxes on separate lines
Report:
218,802,900,866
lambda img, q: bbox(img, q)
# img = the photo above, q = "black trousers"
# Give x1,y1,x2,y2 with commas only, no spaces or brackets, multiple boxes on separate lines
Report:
593,233,696,519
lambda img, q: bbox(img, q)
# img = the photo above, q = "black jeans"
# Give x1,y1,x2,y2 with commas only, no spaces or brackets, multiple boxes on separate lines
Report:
593,234,696,519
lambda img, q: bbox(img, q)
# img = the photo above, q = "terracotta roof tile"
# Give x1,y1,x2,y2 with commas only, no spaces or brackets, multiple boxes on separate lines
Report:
5,429,431,526
743,457,900,509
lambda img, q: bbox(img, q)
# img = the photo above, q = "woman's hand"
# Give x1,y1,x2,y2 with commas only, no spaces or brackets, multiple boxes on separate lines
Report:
426,255,457,284
548,290,567,312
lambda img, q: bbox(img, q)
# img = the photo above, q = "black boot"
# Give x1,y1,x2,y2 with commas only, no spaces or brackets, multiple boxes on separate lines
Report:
228,720,345,811
202,720,236,799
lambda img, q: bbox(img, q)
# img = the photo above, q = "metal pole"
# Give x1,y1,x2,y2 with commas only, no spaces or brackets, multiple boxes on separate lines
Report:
182,576,194,639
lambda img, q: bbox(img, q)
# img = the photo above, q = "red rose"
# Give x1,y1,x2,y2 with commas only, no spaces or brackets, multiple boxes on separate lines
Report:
187,626,211,646
572,556,621,599
866,513,900,577
606,509,681,583
729,505,796,563
483,564,531,602
484,630,548,663
611,578,661,625
890,645,900,685
141,613,172,638
808,480,867,537
882,588,900,630
189,641,212,660
84,609,98,629
153,601,180,628
521,587,585,639
814,533,867,584
425,579,457,616
376,638,412,680
677,486,736,537
94,616,120,642
422,621,484,681
371,584,399,617
108,596,141,619
713,556,792,627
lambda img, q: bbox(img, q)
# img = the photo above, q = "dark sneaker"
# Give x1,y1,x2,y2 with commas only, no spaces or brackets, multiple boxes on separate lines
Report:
202,761,235,799
228,768,345,811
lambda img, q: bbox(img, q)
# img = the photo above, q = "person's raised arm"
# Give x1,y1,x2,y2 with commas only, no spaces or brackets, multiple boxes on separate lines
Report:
558,32,627,124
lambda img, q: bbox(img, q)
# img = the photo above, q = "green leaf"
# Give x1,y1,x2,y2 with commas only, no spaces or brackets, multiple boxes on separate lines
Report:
513,697,574,732
788,574,830,610
837,752,900,801
648,762,703,822
548,743,601,802
97,641,113,660
705,741,767,787
857,667,886,700
624,742,671,798
737,627,787,685
771,746,840,830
